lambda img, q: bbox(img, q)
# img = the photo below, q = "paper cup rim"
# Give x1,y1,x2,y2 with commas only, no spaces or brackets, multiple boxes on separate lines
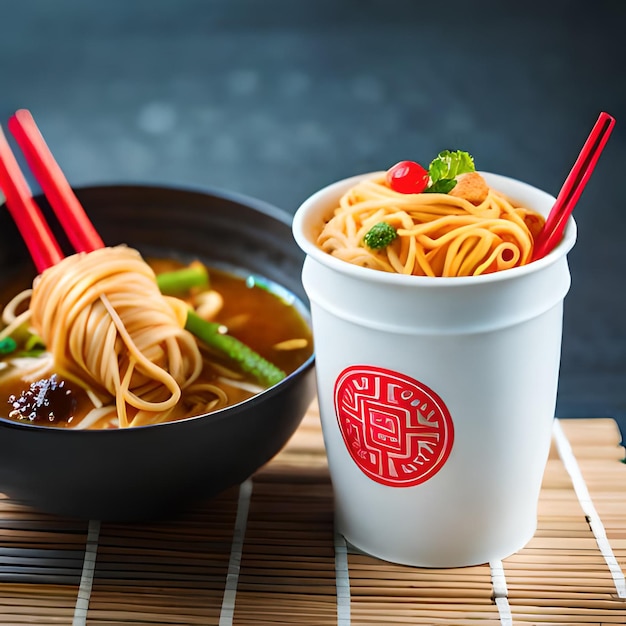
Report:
292,171,577,287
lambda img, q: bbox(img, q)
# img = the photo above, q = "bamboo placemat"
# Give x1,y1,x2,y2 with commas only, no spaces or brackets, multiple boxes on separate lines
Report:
0,403,625,625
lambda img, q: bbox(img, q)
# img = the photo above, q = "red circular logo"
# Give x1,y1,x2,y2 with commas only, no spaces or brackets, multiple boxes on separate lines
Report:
334,365,454,487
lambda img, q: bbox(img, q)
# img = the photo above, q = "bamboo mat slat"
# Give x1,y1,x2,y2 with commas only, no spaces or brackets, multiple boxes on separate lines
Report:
0,403,625,625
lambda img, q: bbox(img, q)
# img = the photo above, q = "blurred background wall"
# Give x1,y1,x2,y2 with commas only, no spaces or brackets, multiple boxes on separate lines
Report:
1,0,625,428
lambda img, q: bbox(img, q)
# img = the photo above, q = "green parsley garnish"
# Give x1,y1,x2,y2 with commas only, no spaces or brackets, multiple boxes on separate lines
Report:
363,222,397,250
424,149,475,193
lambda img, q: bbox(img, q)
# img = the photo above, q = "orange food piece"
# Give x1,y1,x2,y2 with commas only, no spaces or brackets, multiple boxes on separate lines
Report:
449,172,490,205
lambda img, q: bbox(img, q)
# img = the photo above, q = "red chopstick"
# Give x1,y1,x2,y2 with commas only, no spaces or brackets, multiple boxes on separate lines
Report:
532,111,615,261
0,109,104,273
8,109,104,254
0,125,64,273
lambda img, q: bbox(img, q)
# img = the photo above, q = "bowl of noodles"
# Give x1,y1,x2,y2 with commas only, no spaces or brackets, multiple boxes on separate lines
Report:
0,183,316,520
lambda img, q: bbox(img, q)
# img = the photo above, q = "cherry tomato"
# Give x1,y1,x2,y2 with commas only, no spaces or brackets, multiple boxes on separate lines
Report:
386,160,429,194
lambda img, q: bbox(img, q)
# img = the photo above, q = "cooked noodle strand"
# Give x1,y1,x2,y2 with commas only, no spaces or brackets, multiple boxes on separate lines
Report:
318,174,544,277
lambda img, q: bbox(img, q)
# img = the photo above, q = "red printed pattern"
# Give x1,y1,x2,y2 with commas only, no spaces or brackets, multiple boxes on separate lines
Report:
334,365,454,487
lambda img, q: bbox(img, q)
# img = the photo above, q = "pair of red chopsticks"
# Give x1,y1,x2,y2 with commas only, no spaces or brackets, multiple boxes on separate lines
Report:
532,111,615,261
0,109,103,273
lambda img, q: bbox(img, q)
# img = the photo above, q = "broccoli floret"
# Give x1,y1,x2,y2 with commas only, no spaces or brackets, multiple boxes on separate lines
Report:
363,222,397,250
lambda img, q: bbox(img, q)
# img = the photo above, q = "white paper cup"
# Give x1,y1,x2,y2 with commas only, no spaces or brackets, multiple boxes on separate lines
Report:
292,172,577,567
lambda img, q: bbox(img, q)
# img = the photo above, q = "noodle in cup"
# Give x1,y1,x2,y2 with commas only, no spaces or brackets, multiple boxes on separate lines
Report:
292,171,577,567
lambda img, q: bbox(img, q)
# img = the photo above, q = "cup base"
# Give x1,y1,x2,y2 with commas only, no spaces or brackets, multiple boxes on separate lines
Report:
337,522,537,569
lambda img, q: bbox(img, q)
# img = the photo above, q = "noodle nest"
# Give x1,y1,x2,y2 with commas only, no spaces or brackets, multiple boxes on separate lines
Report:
317,174,544,277
28,245,203,427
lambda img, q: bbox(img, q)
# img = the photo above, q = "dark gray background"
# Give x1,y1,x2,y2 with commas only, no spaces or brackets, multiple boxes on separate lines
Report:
1,1,625,435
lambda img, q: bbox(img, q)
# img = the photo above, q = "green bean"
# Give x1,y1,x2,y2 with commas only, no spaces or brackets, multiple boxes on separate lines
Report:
185,310,286,388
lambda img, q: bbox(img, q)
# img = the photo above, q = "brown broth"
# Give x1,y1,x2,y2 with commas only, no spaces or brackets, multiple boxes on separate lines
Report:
209,269,312,375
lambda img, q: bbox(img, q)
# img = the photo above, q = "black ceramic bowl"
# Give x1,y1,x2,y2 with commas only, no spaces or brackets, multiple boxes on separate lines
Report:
0,184,316,520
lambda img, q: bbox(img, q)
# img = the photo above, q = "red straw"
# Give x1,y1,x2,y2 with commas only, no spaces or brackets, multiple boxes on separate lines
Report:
532,111,615,261
8,109,104,254
0,126,64,272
